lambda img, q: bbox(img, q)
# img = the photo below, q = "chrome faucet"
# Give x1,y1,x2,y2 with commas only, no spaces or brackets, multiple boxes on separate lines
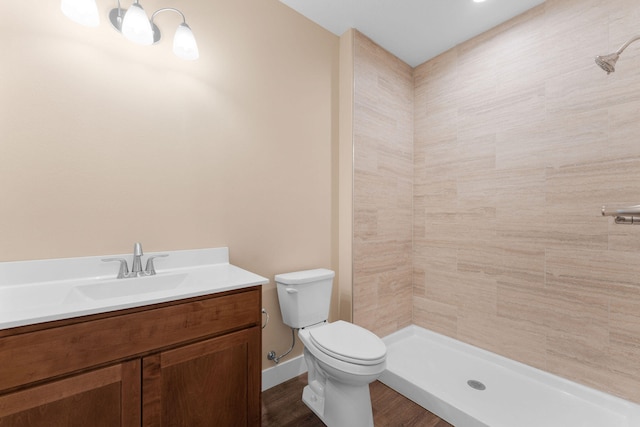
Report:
131,242,144,276
102,242,168,279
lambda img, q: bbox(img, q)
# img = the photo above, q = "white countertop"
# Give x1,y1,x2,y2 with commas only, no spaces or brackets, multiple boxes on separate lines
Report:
0,247,268,330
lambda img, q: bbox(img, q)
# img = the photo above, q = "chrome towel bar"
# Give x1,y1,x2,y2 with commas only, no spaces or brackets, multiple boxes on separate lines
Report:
602,205,640,224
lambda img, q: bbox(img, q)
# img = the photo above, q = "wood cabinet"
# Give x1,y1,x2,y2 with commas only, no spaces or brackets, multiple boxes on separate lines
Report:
0,360,141,427
143,327,261,426
0,286,261,427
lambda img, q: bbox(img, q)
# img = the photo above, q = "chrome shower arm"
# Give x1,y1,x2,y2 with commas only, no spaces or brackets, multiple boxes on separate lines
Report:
615,34,640,54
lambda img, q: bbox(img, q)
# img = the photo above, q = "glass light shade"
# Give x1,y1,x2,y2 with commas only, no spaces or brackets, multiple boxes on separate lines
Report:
61,0,100,27
122,4,153,45
173,23,199,60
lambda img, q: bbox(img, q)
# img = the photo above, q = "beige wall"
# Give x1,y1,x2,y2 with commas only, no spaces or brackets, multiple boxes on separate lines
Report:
413,0,640,403
352,32,414,338
0,0,339,369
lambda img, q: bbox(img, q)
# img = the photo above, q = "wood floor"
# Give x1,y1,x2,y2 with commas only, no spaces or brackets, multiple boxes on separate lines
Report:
261,374,454,427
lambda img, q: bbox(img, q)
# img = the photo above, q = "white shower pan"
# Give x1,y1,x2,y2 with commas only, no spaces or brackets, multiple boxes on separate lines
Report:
380,325,640,427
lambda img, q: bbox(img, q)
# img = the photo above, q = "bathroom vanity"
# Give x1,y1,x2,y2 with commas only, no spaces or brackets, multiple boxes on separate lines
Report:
0,247,267,426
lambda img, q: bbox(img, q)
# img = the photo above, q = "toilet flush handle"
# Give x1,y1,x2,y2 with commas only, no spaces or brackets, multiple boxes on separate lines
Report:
286,288,298,294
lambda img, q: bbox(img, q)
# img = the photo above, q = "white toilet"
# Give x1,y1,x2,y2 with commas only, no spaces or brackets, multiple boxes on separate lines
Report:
275,268,387,427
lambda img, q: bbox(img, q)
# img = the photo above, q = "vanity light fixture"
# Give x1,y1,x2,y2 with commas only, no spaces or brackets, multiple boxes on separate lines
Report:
118,1,154,45
61,0,100,27
61,0,199,60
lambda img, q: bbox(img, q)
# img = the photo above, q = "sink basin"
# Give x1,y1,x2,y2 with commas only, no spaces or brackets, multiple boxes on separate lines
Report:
0,247,269,330
72,273,190,301
0,273,191,314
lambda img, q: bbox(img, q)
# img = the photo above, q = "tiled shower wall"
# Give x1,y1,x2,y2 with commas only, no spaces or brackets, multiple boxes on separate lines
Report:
413,0,640,403
353,0,640,404
352,32,414,338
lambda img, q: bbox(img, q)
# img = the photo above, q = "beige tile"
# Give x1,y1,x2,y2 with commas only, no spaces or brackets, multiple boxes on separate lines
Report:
413,296,457,337
494,168,546,217
610,296,640,349
607,346,640,402
543,286,609,342
496,282,547,328
544,160,640,213
455,276,497,318
352,30,414,339
495,5,548,91
608,100,640,160
456,134,496,177
543,0,609,79
495,120,551,170
497,245,546,290
414,137,460,182
413,247,458,305
414,48,458,108
497,109,608,171
415,108,457,147
545,336,616,396
354,240,412,277
462,85,546,142
492,317,548,370
543,161,640,251
545,248,640,298
542,109,609,167
457,312,547,370
607,221,640,252
456,312,501,353
457,246,503,279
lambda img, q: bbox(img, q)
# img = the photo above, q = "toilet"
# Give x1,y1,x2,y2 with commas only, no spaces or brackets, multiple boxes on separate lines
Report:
275,268,387,427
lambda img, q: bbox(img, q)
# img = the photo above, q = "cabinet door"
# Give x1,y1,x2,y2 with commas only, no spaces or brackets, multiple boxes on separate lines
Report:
143,326,261,427
0,360,140,427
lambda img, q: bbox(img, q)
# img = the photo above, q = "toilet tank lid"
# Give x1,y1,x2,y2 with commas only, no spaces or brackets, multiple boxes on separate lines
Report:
275,268,335,285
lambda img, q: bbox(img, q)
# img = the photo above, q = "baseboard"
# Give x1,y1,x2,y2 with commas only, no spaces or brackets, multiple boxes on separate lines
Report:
261,354,307,391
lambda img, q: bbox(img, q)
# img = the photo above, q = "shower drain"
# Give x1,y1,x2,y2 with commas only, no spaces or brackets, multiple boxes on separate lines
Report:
467,379,486,391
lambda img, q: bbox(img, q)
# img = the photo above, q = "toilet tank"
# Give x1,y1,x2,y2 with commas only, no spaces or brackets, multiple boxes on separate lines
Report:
275,268,335,329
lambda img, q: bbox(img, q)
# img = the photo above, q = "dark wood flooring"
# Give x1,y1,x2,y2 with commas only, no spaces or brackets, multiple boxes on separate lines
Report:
261,374,454,427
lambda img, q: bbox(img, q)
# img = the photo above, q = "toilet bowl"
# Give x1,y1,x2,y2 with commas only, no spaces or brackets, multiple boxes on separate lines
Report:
275,269,387,427
299,321,386,427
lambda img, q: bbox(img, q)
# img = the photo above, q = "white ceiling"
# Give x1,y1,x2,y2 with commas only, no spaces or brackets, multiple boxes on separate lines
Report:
279,0,545,67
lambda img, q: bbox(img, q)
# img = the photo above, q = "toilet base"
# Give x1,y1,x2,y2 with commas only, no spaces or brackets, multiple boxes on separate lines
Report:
302,379,374,427
302,384,325,420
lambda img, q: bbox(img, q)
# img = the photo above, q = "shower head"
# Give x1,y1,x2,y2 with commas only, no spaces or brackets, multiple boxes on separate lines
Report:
595,53,619,74
595,34,640,74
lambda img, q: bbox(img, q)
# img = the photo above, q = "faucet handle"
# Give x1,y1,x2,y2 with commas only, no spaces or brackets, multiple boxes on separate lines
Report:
102,258,130,279
144,254,168,276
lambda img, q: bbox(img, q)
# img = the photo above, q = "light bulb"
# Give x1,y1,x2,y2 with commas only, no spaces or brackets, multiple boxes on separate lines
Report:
173,23,199,60
61,0,100,27
122,3,153,45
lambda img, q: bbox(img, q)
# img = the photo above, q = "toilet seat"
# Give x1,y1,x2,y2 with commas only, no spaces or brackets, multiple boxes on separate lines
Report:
308,321,386,366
